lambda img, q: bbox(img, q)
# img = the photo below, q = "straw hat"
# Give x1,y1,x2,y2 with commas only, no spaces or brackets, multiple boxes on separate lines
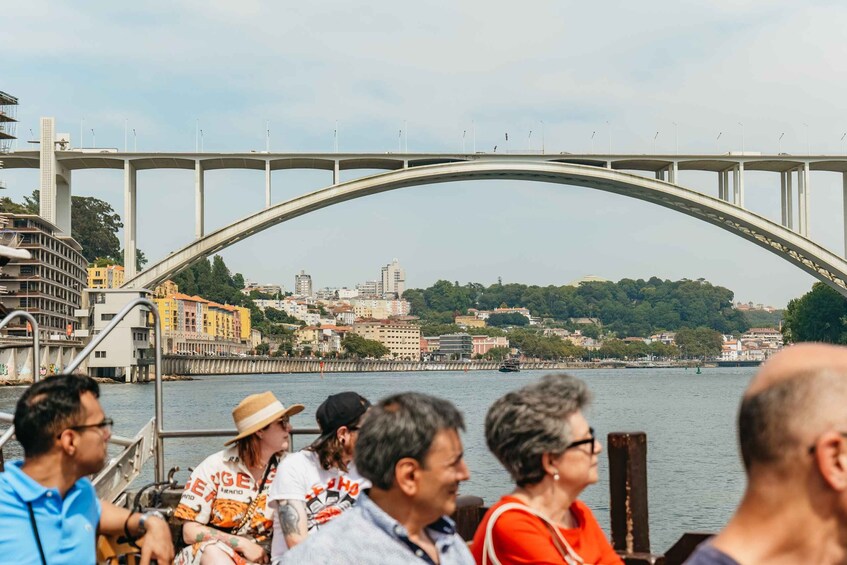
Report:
224,391,305,446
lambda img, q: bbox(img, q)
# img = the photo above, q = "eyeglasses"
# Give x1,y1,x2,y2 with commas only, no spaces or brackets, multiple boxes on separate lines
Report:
565,427,598,454
276,417,290,427
61,417,114,437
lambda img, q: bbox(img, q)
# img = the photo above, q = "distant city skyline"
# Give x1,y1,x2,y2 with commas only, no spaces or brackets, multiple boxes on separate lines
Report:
4,2,846,307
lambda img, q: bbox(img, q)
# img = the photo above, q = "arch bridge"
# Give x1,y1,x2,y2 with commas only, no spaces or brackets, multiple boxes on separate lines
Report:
3,117,847,296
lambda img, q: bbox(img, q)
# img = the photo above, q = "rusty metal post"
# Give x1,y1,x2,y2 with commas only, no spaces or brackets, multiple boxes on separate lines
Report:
609,432,651,554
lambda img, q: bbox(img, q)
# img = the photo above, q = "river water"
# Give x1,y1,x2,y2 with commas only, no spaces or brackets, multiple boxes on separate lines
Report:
0,367,753,553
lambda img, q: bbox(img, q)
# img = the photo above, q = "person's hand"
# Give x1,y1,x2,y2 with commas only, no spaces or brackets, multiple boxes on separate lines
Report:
139,515,175,565
237,538,269,564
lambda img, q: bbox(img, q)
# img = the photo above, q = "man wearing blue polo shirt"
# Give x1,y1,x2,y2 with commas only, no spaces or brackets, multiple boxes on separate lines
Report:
0,374,174,565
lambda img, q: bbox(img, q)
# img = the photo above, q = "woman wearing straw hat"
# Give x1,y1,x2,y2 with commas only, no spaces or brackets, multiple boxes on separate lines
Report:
174,391,305,565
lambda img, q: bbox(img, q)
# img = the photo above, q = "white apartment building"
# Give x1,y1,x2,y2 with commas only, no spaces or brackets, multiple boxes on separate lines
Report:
356,279,382,298
0,215,87,338
77,288,153,382
294,270,312,297
350,298,411,319
381,258,405,298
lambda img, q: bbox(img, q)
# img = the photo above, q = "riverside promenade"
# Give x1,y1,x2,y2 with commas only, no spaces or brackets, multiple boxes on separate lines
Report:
161,355,594,377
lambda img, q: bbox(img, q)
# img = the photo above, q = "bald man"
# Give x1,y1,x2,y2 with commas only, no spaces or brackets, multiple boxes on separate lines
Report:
686,343,847,565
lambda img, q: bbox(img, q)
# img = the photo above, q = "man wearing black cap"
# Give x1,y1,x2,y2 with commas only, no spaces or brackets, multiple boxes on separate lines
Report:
268,391,371,562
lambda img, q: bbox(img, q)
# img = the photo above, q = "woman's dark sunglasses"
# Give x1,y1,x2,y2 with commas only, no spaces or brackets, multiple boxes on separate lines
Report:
565,427,598,454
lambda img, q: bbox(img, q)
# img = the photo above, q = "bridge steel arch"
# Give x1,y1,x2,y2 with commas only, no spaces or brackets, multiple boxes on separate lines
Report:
123,161,847,297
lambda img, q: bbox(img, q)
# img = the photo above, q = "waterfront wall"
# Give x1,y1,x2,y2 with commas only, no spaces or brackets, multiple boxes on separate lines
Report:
0,341,85,383
162,356,585,376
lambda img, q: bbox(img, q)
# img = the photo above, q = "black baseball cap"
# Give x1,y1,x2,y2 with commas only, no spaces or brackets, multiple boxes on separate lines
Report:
314,391,371,442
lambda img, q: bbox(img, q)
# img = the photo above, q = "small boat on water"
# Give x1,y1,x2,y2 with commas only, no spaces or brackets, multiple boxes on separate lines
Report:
498,358,521,372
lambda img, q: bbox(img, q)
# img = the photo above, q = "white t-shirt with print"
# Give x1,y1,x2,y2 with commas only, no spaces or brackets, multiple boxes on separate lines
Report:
268,449,371,560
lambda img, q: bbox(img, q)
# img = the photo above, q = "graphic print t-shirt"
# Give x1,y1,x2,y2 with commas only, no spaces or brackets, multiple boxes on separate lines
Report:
268,449,370,559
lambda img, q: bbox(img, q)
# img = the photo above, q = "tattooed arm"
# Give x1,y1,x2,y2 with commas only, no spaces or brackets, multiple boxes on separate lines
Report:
278,499,309,549
181,521,268,563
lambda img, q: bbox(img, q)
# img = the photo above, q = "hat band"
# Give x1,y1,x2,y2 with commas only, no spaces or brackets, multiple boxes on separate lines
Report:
236,401,285,432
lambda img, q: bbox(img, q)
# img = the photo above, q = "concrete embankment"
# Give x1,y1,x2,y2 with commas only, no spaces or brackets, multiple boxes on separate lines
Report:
161,356,591,376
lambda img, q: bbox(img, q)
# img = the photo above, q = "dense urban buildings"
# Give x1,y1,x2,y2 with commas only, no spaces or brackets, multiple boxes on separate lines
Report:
152,282,252,355
351,319,421,360
380,258,405,298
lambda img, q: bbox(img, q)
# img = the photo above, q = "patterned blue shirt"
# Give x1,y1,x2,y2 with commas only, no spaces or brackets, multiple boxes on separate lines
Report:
279,492,474,565
0,460,102,565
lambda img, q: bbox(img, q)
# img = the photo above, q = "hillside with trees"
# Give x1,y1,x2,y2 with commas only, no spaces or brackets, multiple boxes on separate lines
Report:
404,277,749,337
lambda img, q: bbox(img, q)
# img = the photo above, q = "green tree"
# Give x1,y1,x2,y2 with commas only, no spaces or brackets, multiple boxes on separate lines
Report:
483,346,510,361
341,333,390,359
782,283,847,343
487,313,529,327
675,327,723,358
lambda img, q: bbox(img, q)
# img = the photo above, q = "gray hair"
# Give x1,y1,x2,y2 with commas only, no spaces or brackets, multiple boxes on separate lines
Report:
485,373,590,486
354,392,465,490
739,369,847,473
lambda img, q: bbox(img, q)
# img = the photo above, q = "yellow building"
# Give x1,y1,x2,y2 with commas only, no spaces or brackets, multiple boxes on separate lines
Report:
154,280,179,298
87,265,125,289
352,319,421,360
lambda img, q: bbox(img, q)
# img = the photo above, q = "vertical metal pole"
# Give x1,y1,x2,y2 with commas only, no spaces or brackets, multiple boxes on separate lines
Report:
608,432,651,554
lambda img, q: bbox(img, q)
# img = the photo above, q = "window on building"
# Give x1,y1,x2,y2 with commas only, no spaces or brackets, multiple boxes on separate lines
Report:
101,313,115,321
94,351,106,358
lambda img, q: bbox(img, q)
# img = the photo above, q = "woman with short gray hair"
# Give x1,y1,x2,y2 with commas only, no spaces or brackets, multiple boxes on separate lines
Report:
471,374,622,565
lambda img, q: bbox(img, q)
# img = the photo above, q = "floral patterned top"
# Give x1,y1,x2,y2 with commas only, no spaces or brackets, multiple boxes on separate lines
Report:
174,446,279,544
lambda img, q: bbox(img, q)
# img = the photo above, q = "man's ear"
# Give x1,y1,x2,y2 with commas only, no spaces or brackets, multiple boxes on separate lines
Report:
394,457,420,497
56,429,76,456
815,431,847,491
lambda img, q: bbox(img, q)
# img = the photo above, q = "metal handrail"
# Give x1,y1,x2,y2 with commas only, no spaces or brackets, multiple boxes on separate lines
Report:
1,300,319,482
0,310,39,382
65,297,164,479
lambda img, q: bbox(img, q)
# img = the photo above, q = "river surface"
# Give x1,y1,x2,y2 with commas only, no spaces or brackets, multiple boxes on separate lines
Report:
0,367,753,553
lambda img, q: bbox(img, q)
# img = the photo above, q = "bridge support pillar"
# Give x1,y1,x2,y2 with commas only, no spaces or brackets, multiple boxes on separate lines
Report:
779,172,789,227
123,160,137,279
843,173,847,258
654,170,664,181
38,117,72,235
669,162,678,184
195,161,205,239
717,171,726,201
333,160,340,185
733,162,745,207
798,164,809,237
265,160,271,208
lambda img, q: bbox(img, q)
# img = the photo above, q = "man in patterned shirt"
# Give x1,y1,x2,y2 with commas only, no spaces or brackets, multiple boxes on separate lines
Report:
280,392,474,565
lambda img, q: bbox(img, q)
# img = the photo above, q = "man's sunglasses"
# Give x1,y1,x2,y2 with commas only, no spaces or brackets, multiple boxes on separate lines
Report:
59,417,114,438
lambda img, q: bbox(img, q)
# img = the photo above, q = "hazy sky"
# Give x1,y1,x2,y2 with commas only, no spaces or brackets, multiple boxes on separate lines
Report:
3,0,847,307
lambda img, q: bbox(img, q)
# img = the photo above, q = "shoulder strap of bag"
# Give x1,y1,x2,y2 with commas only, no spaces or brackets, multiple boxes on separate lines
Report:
27,502,48,565
233,454,278,534
482,502,585,565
